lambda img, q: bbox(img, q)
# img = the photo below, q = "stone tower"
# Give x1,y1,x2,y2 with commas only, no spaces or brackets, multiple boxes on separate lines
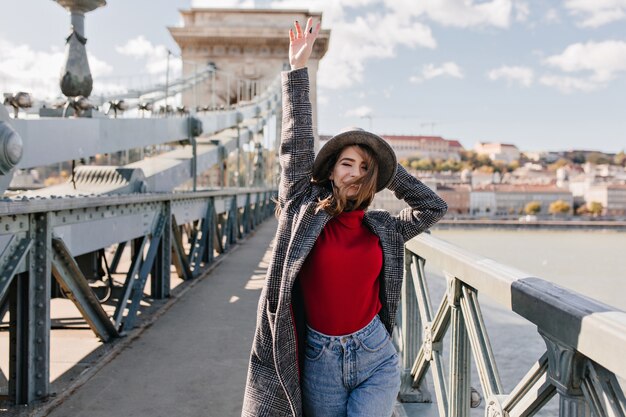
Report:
169,8,330,141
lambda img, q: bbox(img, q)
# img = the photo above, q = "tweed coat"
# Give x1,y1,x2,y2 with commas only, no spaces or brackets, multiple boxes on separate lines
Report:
241,68,448,417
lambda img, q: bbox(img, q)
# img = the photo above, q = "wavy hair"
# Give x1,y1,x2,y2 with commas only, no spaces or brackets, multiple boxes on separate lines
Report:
312,144,379,216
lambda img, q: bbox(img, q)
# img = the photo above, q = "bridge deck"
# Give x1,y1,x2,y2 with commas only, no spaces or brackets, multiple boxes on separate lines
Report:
43,218,277,417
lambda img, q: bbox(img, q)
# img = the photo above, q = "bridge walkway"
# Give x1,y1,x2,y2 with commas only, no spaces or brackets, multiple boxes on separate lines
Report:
45,218,276,417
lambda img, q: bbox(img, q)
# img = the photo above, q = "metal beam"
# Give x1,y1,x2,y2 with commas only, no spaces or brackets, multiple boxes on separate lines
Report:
8,214,51,404
51,237,119,342
406,234,626,380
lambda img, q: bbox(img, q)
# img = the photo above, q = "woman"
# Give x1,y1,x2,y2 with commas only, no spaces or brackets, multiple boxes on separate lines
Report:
242,18,448,417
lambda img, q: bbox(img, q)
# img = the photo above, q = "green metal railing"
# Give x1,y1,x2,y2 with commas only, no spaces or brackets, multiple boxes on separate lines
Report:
397,233,626,417
0,189,276,404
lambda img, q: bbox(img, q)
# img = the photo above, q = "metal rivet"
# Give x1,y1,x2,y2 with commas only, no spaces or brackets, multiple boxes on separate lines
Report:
38,241,44,247
12,255,18,260
36,373,42,378
36,338,43,343
37,390,43,396
37,267,44,273
37,356,43,361
39,254,44,260
38,320,44,326
37,303,44,308
1,276,7,282
19,245,25,250
37,285,44,290
37,228,43,233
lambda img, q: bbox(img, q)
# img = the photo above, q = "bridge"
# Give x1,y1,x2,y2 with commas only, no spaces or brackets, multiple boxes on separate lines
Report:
1,3,626,417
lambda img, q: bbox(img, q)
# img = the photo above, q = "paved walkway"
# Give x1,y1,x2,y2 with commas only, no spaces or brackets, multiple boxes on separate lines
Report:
47,218,277,417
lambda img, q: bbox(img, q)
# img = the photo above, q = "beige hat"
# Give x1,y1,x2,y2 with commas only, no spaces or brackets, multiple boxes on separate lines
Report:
313,128,397,191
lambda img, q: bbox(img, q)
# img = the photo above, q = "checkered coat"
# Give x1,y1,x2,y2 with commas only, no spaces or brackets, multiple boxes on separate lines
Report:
242,68,448,417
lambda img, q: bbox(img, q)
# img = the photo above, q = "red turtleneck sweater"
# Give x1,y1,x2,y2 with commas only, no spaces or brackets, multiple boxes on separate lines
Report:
299,209,383,335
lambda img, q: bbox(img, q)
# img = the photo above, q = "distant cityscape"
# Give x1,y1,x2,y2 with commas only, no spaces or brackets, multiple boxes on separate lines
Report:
321,134,626,219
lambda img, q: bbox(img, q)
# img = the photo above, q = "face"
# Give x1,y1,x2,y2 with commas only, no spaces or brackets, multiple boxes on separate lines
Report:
329,146,369,198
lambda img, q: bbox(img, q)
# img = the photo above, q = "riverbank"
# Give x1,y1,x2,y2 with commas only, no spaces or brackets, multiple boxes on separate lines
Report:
433,219,626,231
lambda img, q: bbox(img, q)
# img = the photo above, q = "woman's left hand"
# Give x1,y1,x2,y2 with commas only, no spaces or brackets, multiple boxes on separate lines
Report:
289,17,321,70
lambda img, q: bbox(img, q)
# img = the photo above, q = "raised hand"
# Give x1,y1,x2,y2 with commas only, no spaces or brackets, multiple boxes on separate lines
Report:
289,17,321,70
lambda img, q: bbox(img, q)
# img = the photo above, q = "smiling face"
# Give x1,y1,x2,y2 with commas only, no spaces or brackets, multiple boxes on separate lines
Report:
329,145,370,198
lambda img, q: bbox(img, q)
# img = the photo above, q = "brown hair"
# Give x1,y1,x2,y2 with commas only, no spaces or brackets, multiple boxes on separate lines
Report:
313,144,379,216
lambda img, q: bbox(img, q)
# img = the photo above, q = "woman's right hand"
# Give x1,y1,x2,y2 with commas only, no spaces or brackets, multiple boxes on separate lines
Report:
289,17,321,70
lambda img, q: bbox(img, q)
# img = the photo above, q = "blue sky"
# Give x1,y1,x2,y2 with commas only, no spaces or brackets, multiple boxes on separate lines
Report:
1,0,625,153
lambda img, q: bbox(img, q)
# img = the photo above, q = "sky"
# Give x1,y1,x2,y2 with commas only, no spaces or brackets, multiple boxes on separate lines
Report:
1,0,626,154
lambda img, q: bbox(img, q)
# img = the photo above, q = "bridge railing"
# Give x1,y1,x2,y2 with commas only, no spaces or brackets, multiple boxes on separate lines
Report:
397,233,626,417
0,188,276,405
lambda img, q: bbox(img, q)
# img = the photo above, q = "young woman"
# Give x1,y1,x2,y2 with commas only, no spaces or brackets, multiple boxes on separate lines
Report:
242,18,448,417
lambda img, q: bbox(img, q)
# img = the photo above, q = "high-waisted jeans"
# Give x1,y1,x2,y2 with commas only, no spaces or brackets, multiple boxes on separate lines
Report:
301,315,401,417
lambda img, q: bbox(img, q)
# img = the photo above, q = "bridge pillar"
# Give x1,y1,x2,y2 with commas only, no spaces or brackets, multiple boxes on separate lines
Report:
541,332,591,417
8,213,51,404
399,250,431,402
169,8,329,149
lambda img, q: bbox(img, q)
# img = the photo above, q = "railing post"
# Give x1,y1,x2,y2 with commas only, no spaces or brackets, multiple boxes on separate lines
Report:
399,249,430,402
9,213,51,404
541,332,591,417
448,275,471,417
151,201,171,299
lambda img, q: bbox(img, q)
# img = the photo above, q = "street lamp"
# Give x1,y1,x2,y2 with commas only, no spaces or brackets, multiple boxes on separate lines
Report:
54,0,106,98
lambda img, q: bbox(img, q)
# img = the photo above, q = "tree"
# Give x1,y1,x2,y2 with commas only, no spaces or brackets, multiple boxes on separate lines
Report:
507,161,520,172
614,151,626,166
588,201,603,217
586,152,611,165
549,200,571,215
411,159,433,171
548,158,570,171
524,201,541,215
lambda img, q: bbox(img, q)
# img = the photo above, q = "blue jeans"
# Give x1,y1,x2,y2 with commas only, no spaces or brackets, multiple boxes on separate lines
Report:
302,315,401,417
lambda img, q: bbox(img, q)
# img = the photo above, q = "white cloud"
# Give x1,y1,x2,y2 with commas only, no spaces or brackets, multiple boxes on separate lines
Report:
564,0,626,27
514,1,530,22
115,36,182,77
410,62,464,83
0,37,112,101
539,75,600,93
345,105,373,117
270,1,436,89
543,40,626,82
268,0,523,90
488,65,534,86
385,0,515,28
191,0,255,7
544,8,561,24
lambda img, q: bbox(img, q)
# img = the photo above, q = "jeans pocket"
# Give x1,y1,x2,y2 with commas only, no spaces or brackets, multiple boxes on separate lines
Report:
360,325,391,353
304,339,325,361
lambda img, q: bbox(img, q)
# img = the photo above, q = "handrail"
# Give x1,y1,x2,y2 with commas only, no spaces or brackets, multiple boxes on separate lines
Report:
0,188,277,404
397,233,626,417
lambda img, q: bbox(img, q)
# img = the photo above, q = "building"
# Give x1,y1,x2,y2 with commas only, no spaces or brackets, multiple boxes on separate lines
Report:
381,135,464,161
474,142,520,163
585,184,626,216
169,8,330,145
436,184,470,215
370,178,438,215
470,184,574,216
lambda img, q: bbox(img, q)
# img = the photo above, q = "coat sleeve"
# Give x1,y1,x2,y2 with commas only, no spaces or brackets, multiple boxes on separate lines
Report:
278,67,315,207
386,164,448,242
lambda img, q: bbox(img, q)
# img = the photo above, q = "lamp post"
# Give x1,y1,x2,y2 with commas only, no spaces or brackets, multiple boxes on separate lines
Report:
55,0,106,98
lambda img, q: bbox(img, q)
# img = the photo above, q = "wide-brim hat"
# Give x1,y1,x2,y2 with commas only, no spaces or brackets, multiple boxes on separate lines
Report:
313,128,397,192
